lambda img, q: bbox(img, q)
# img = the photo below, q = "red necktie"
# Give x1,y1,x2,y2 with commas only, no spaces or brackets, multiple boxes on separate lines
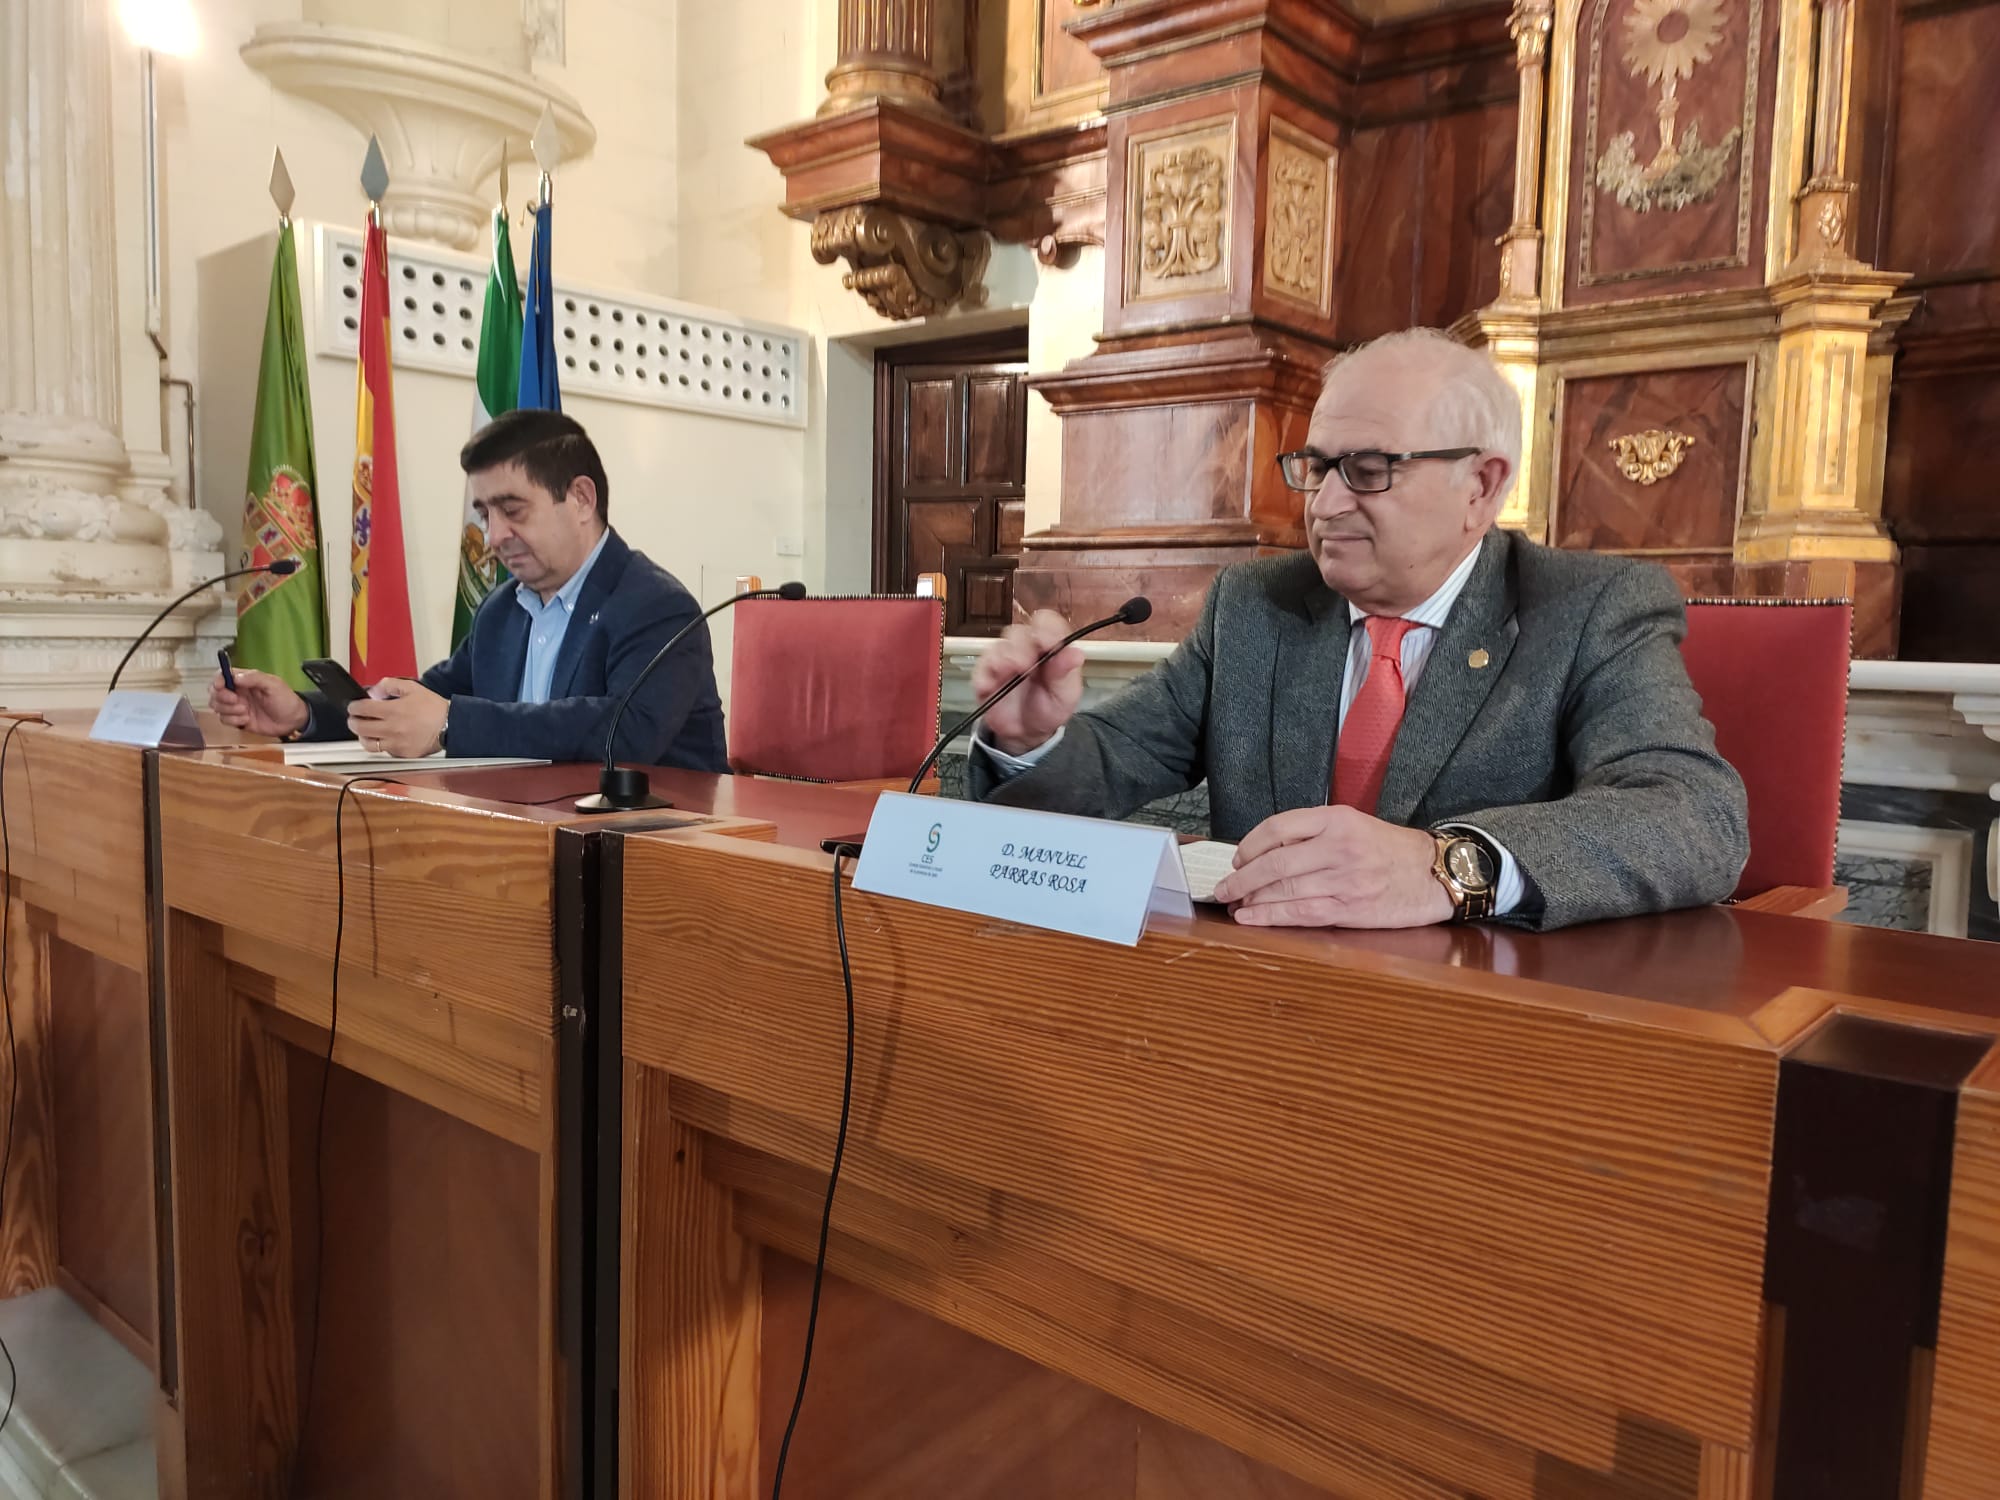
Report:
1331,616,1417,815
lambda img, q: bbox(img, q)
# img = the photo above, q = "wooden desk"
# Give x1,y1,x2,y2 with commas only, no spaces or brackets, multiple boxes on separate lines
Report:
610,797,2000,1500
0,712,265,1486
151,754,752,1499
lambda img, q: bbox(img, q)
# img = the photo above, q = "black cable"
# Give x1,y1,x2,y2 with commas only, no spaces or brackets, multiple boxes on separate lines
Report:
769,851,857,1499
0,717,39,1440
295,773,392,1491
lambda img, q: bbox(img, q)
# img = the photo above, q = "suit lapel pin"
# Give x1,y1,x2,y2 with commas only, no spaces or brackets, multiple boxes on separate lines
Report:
1468,648,1491,669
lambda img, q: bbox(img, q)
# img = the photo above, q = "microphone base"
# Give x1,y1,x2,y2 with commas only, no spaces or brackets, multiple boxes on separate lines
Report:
572,791,672,813
573,766,670,814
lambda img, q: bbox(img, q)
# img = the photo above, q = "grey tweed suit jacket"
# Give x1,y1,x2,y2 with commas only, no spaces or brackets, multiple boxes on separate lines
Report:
969,530,1749,930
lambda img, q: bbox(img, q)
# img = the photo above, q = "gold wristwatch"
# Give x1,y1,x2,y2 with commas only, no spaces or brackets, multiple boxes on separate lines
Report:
1429,826,1498,923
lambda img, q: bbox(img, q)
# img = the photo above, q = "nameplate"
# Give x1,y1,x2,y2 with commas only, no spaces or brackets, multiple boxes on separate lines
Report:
851,793,1193,947
90,691,205,750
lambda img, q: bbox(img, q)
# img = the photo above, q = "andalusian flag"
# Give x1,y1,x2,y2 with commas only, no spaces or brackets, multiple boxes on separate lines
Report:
518,196,560,411
234,221,329,691
349,213,419,684
452,208,522,647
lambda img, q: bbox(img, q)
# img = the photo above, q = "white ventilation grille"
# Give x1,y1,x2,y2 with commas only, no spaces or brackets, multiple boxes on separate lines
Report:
312,224,805,429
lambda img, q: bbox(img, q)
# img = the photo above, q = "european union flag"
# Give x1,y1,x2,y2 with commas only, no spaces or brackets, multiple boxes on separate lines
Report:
517,198,560,411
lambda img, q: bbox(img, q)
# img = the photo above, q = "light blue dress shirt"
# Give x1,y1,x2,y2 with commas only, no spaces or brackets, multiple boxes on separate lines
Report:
515,530,610,705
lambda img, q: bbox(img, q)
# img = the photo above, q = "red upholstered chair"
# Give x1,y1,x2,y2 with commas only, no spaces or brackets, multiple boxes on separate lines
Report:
1678,599,1852,918
727,593,945,789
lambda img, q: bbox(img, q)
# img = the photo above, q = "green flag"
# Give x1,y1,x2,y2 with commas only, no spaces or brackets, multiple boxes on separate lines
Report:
235,220,329,691
453,208,523,647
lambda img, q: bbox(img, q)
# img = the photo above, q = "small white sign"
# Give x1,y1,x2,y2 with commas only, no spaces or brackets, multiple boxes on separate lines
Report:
90,691,204,750
852,793,1193,947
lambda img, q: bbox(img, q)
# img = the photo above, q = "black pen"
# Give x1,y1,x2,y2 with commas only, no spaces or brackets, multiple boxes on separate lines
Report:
218,648,237,692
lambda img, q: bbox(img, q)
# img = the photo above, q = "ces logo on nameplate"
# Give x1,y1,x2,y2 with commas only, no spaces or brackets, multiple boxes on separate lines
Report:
852,793,1192,947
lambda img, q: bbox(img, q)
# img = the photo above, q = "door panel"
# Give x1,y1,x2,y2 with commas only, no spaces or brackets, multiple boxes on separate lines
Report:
877,342,1029,636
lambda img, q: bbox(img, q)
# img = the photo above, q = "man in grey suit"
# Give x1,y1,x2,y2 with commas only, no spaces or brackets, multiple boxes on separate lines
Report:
968,328,1748,931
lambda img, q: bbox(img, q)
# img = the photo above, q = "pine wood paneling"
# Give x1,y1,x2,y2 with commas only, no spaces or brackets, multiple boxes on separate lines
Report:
155,756,558,1033
1922,1056,2000,1499
618,830,1786,1495
49,940,154,1346
620,1065,760,1499
0,897,56,1300
288,1055,540,1500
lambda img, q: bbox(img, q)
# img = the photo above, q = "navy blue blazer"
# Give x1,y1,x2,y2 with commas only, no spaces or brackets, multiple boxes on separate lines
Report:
305,529,728,770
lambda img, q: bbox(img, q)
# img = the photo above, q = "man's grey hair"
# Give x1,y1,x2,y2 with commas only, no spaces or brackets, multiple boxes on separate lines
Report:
1323,328,1522,503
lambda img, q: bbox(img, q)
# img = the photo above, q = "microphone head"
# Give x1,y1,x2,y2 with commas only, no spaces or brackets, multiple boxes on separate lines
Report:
1117,595,1152,626
267,558,302,576
776,581,807,600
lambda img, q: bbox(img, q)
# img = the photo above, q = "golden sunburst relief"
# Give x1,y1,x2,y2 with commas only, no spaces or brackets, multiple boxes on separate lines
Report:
1621,0,1728,87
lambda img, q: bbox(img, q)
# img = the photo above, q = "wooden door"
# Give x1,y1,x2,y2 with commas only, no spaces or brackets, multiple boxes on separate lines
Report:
874,335,1029,635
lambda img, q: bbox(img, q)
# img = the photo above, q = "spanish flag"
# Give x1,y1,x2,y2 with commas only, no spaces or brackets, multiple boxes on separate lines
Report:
349,212,418,684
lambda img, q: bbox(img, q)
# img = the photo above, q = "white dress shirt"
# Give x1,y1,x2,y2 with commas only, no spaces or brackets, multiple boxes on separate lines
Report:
978,540,1526,915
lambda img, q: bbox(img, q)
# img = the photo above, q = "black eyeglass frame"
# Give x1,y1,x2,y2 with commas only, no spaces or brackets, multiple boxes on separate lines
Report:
1275,446,1482,494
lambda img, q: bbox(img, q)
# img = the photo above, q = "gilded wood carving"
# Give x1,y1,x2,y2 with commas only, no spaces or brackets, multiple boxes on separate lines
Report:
1608,427,1698,484
1576,0,1766,287
1594,0,1743,212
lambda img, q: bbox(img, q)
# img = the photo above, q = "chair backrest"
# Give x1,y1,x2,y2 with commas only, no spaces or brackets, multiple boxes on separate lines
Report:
728,596,945,783
1679,599,1852,899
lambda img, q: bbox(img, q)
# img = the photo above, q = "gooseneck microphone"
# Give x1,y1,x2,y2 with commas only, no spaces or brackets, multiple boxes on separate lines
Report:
108,559,302,692
574,580,808,813
902,595,1152,796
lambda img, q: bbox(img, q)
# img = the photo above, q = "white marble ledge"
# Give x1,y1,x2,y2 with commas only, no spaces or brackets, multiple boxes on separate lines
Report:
942,636,1172,726
1846,660,2000,799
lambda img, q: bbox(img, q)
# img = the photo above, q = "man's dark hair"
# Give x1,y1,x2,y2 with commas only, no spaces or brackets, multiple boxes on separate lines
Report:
460,409,610,523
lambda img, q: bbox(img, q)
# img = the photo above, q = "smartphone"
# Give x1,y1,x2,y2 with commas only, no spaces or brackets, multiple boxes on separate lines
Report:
300,658,369,712
217,648,237,692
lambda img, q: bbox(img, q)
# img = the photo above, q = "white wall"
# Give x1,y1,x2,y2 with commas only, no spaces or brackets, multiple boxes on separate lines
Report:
197,226,802,682
145,0,1100,696
147,0,686,518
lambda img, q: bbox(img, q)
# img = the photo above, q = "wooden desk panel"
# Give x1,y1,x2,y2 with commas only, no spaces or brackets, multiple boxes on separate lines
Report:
158,754,558,1033
152,754,767,1500
0,717,266,1494
1923,1049,2000,1499
0,724,163,1362
155,755,576,1500
48,940,154,1348
616,830,1791,1497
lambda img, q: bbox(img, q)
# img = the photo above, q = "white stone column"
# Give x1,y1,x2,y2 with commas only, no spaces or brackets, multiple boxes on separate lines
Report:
0,0,224,704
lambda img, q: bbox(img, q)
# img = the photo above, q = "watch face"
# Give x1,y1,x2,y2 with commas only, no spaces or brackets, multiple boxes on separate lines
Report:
1446,839,1494,890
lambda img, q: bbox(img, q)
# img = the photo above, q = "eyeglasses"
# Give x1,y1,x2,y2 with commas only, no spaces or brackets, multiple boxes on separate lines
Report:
1276,447,1481,494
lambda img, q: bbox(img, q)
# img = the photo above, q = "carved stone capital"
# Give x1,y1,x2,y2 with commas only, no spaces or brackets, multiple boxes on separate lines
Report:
809,207,992,321
241,23,597,251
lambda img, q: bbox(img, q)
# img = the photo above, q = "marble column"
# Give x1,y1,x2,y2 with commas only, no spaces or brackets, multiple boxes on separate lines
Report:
0,0,225,703
820,0,946,117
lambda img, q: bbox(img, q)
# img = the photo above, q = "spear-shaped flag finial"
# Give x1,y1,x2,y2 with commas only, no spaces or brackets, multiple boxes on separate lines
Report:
269,147,296,221
498,142,510,214
360,134,390,204
531,103,559,205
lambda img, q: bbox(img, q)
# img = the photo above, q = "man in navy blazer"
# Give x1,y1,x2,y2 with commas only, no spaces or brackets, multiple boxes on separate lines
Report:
210,410,728,771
